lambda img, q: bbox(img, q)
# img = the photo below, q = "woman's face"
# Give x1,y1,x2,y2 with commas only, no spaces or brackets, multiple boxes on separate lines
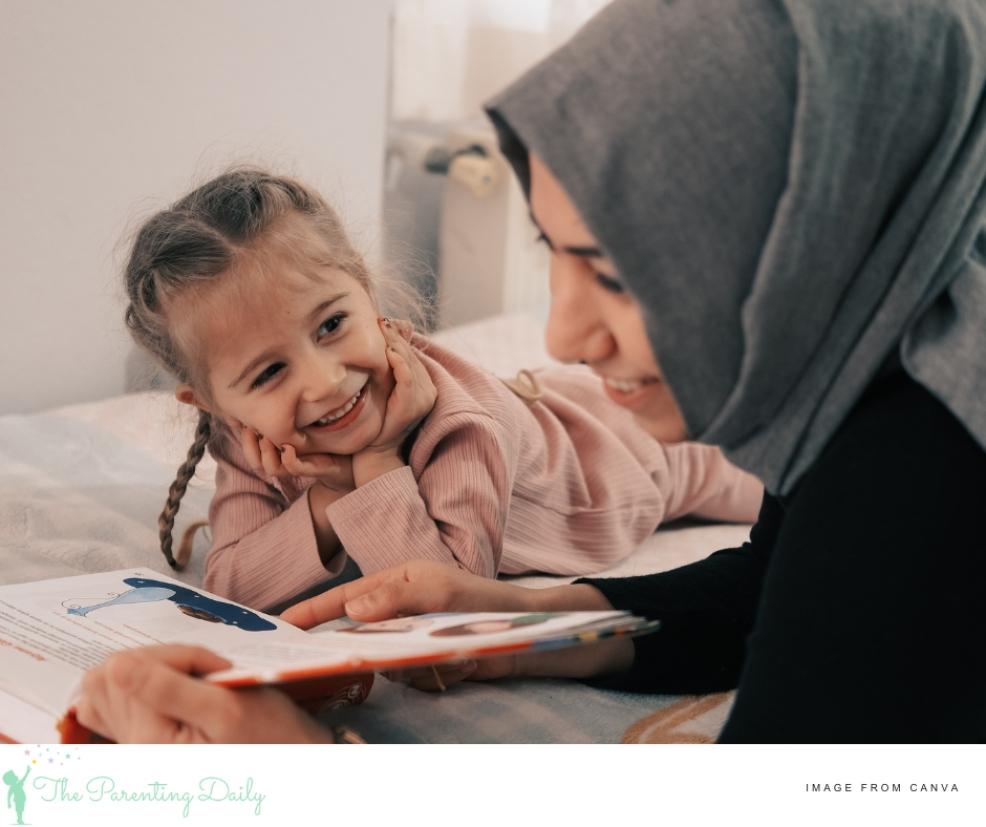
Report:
528,153,688,442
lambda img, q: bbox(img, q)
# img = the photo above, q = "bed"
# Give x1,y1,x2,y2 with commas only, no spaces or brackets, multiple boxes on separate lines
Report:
0,312,749,743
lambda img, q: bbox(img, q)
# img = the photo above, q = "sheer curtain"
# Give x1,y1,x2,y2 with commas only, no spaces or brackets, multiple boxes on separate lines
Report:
384,1,610,328
391,0,610,123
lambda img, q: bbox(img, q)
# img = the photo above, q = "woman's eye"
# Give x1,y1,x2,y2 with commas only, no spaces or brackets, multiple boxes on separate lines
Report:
317,312,346,339
595,272,626,294
534,230,553,250
251,363,283,389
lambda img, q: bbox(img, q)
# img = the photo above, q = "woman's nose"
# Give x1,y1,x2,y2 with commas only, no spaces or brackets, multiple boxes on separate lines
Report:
544,263,615,365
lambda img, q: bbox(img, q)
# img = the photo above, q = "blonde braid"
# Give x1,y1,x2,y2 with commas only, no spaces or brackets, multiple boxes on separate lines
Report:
158,409,211,569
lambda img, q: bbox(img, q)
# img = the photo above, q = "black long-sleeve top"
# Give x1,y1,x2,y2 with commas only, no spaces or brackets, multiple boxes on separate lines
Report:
581,371,986,742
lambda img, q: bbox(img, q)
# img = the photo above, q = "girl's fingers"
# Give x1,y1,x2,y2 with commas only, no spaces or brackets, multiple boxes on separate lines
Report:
289,452,329,477
239,427,263,474
380,317,414,351
409,355,437,405
281,445,351,488
279,443,304,475
382,334,435,423
258,436,283,477
381,318,433,399
386,331,434,397
281,444,325,477
391,318,414,342
388,348,413,393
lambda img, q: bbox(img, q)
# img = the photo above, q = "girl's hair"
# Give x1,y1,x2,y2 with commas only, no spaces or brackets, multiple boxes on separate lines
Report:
123,168,373,569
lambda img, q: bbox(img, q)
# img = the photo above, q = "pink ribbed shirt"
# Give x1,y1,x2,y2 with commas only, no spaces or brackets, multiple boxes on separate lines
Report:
203,337,763,610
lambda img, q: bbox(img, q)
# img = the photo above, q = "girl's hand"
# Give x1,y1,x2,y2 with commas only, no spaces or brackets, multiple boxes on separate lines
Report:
352,319,437,485
238,423,354,492
75,645,334,743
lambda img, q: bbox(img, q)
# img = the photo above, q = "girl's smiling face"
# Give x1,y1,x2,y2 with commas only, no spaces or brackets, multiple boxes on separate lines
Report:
175,224,393,458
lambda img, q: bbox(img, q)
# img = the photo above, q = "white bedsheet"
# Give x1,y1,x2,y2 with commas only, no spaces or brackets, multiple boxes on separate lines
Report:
0,312,750,742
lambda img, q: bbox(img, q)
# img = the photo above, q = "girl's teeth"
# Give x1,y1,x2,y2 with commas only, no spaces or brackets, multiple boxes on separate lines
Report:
313,389,361,426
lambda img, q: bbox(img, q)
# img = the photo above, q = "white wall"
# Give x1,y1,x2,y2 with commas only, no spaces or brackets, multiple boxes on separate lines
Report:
0,0,391,414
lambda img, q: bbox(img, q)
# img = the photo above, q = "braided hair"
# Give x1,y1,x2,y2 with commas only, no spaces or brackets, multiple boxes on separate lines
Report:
123,168,373,569
158,409,211,568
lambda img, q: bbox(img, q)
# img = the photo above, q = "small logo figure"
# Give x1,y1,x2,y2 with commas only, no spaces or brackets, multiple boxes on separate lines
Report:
2,765,30,826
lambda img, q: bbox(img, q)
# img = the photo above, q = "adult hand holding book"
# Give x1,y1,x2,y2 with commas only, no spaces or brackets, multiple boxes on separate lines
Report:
0,567,656,743
75,645,336,744
282,560,638,691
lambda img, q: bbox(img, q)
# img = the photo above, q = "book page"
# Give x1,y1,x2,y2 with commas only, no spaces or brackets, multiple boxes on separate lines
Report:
0,568,313,714
1,569,650,698
209,610,635,682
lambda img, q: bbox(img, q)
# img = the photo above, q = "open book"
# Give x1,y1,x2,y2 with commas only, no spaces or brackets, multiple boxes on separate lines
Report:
0,568,659,743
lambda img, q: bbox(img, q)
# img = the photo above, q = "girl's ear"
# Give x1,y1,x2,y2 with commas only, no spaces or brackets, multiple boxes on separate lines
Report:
176,384,210,413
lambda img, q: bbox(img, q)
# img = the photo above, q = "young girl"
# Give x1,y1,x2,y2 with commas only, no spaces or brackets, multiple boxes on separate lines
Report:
124,168,762,611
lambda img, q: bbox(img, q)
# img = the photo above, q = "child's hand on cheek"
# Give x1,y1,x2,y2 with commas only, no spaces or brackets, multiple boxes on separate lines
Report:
239,425,354,492
353,319,437,486
280,444,354,492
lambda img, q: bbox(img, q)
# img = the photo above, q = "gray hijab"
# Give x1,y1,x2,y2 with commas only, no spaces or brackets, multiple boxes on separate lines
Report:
486,0,986,496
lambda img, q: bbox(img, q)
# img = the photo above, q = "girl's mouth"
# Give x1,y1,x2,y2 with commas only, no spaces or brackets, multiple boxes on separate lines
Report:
306,382,370,433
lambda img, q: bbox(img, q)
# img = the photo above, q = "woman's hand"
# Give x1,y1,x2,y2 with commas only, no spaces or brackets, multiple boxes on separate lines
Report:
352,319,437,485
238,423,355,492
281,561,541,628
75,645,334,744
280,561,632,691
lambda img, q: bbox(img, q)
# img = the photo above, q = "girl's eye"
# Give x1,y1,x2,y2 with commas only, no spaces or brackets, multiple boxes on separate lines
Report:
317,312,346,339
251,363,283,389
595,272,626,294
534,230,553,249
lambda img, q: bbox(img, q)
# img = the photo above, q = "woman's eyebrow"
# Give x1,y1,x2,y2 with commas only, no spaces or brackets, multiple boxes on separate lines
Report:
562,244,606,258
530,215,606,258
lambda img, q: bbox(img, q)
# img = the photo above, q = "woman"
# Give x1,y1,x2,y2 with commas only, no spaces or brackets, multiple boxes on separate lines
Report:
77,0,986,742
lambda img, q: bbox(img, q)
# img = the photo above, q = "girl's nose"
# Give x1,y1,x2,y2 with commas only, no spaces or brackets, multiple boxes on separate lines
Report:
544,263,615,365
299,352,345,403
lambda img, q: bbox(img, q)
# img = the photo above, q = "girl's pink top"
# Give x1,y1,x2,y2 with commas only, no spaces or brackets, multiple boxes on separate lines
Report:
203,337,763,610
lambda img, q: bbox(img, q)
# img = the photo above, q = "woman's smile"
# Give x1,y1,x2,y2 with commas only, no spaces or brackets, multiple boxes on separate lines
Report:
599,375,662,411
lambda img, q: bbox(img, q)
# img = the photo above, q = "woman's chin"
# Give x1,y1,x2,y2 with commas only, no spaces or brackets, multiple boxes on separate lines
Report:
632,410,689,443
